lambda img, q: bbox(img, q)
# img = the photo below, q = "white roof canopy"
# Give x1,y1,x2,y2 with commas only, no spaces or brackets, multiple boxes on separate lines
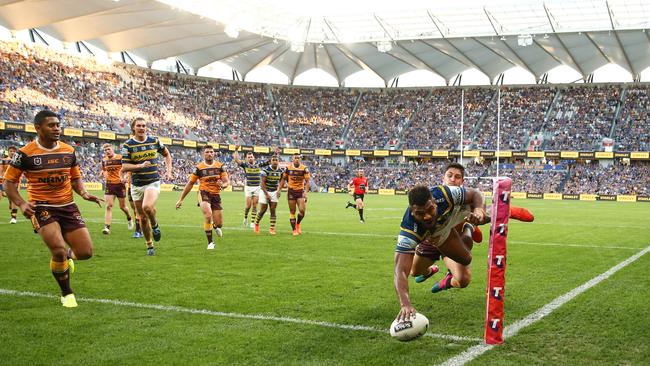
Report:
1,0,649,85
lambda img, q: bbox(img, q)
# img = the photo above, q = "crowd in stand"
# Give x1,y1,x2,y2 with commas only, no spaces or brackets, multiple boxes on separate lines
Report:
613,86,650,152
543,86,620,151
564,161,650,196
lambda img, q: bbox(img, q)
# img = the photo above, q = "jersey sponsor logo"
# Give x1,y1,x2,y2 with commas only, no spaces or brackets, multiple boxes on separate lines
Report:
397,235,417,250
33,157,42,166
131,150,157,160
449,186,463,203
37,172,69,187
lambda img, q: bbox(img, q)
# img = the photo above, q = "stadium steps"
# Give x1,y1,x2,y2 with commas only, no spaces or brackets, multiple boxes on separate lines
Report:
394,88,434,149
536,89,563,150
608,86,627,139
557,167,572,193
467,89,499,148
340,92,364,142
266,85,287,138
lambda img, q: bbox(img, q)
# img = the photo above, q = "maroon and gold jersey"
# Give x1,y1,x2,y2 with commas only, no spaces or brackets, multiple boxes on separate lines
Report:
102,154,123,184
4,140,80,206
283,163,310,191
0,156,10,184
189,161,227,195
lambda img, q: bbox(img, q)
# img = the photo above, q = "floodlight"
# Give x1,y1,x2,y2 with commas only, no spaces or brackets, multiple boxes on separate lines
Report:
517,34,532,47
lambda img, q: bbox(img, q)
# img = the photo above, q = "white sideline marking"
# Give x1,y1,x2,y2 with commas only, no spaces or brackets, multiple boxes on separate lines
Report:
0,288,481,343
438,246,650,366
510,241,641,251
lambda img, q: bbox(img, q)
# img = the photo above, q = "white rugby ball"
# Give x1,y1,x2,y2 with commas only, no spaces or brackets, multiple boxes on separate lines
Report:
390,313,429,341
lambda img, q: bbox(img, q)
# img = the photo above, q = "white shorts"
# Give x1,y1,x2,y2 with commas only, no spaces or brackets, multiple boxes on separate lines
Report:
245,185,261,198
130,181,161,201
258,190,278,205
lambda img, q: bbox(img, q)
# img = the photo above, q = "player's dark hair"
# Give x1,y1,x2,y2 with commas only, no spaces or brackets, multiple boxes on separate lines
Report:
408,185,432,207
8,145,17,151
203,145,214,151
33,110,59,125
131,117,145,132
444,162,466,178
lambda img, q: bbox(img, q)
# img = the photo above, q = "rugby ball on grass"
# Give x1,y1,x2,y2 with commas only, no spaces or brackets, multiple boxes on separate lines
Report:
390,313,429,341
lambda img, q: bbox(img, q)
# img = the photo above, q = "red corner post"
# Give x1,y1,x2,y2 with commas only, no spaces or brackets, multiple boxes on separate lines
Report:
484,177,511,344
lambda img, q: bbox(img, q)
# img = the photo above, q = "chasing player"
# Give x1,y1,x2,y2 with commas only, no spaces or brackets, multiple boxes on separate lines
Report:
3,110,102,307
415,162,535,294
278,153,310,236
254,155,283,235
100,143,133,234
176,145,229,250
1,146,19,223
345,168,368,223
393,184,487,321
121,117,173,256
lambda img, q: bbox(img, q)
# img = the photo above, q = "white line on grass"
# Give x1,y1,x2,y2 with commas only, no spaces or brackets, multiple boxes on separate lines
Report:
2,220,643,250
0,288,481,343
438,245,650,366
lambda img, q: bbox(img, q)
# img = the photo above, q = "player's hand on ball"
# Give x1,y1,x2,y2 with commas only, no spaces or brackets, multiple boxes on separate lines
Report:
397,305,417,322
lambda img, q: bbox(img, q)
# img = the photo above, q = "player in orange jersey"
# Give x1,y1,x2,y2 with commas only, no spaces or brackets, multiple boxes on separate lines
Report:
3,110,102,307
1,146,20,223
100,143,133,235
176,145,229,250
278,153,310,236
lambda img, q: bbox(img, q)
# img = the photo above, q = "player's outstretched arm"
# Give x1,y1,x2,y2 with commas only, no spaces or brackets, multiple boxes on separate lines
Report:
3,180,34,217
162,147,173,180
72,178,103,207
175,180,195,209
394,252,417,322
121,161,151,172
464,188,487,225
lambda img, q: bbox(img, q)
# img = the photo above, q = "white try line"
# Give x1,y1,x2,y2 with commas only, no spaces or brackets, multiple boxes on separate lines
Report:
0,288,480,343
1,219,644,251
438,245,650,366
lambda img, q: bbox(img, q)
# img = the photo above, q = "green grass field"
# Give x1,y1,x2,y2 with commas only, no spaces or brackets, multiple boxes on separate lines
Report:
0,192,649,365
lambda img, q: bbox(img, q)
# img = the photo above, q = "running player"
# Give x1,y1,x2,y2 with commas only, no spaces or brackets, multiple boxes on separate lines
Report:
254,155,283,235
1,146,19,223
176,145,229,250
100,143,133,234
121,117,173,256
278,153,310,236
3,110,102,307
345,168,369,223
393,184,487,321
232,149,268,228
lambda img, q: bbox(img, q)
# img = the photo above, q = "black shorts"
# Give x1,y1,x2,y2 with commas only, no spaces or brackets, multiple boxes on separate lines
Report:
353,193,365,201
31,203,86,234
200,190,222,210
288,189,304,200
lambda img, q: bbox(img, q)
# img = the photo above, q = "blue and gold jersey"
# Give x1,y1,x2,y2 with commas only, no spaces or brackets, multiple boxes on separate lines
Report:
261,165,284,192
239,160,268,187
121,136,166,187
395,185,467,254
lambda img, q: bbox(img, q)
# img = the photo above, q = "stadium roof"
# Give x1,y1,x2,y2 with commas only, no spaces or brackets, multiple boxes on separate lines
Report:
1,0,649,85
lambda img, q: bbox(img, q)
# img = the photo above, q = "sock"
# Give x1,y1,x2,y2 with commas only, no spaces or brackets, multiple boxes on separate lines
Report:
358,209,364,220
146,241,154,249
11,209,17,219
104,224,111,229
135,219,142,232
255,212,263,225
67,248,77,260
150,219,158,229
289,214,296,230
204,223,213,243
50,259,73,296
297,213,304,224
243,208,250,220
251,207,257,220
270,215,276,229
126,214,132,221
444,273,455,290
